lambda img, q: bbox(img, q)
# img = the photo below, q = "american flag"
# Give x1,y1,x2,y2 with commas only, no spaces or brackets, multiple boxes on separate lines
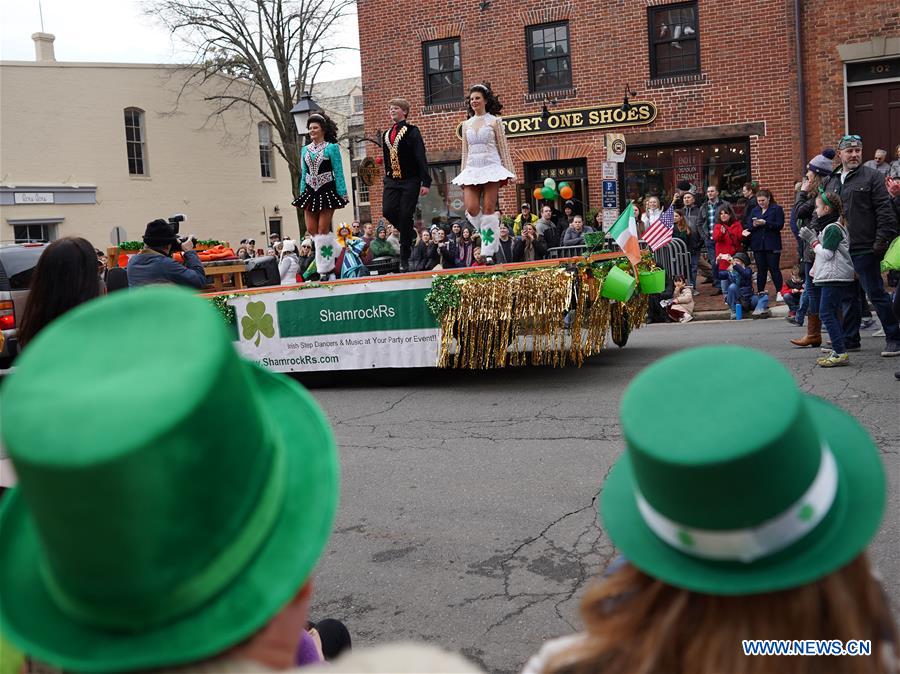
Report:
643,206,675,251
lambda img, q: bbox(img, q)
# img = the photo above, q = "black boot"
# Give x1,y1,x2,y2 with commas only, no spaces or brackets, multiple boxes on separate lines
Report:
398,258,409,273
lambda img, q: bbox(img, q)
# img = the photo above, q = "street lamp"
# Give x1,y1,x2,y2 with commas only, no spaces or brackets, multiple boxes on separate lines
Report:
290,92,321,135
620,83,637,113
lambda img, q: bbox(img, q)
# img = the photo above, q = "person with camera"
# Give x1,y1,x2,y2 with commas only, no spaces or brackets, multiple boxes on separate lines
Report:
127,219,207,289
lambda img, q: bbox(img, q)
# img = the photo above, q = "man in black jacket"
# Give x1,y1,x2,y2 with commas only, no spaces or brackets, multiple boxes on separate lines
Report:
823,134,900,357
382,98,431,272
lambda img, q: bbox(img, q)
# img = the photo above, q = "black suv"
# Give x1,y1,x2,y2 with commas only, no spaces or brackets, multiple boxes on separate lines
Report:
0,242,49,369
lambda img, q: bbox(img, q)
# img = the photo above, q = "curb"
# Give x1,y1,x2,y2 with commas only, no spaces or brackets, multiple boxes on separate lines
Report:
694,304,790,322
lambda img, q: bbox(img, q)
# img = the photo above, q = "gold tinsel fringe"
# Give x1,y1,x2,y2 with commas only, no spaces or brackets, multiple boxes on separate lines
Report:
436,266,649,369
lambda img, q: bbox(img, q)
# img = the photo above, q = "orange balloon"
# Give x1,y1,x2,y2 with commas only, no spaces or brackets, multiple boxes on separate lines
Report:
560,185,574,199
532,187,543,200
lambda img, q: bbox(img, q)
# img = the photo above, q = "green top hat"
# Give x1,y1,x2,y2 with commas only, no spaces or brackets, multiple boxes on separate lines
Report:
601,346,885,595
0,287,339,672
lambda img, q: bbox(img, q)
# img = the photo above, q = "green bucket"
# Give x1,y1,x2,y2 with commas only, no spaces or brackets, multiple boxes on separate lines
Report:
638,269,666,294
601,265,636,302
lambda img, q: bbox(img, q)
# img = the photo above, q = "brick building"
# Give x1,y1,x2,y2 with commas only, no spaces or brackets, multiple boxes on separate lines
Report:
358,0,899,257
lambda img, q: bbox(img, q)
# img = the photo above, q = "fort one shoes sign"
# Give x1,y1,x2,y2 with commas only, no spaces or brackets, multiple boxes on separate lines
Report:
456,102,657,139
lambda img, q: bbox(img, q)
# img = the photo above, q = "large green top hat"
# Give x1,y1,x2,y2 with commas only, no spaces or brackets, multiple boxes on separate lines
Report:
601,346,885,595
0,287,339,672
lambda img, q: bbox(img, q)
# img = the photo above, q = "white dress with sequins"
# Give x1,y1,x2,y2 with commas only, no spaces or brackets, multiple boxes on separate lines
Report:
451,113,516,187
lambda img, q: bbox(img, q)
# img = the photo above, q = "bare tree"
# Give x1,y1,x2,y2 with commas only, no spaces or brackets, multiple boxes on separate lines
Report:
144,0,357,231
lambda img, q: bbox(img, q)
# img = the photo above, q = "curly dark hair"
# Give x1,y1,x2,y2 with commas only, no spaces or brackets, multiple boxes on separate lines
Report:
307,112,339,143
465,82,503,118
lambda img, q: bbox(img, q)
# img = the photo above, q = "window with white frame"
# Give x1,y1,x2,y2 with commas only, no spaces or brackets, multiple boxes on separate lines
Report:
258,122,275,178
354,137,367,159
356,177,370,204
352,94,364,113
124,108,148,175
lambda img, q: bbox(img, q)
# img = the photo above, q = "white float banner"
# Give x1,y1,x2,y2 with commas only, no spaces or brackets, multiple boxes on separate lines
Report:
229,277,440,373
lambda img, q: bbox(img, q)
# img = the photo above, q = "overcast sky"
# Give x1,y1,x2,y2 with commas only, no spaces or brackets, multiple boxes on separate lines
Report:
0,0,361,81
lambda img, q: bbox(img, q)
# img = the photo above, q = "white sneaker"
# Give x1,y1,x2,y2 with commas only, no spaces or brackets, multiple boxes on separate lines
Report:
680,314,693,323
776,292,784,302
873,328,885,337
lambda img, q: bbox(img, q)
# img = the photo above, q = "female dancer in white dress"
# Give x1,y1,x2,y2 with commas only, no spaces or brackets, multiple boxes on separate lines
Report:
451,83,516,258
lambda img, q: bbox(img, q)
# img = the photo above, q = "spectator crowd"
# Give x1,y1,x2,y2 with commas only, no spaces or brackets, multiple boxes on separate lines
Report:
2,139,899,674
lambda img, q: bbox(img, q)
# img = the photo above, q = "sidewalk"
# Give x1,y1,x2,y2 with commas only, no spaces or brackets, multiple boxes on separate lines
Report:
691,278,789,322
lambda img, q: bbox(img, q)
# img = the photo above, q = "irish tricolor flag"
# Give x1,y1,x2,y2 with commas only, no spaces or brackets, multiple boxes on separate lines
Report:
607,202,641,266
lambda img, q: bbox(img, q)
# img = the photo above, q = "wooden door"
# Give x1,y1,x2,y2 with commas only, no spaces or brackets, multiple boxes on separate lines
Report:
847,81,900,156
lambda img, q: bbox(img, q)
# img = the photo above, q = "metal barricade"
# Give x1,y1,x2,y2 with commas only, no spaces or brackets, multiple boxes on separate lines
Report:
546,244,586,259
547,236,689,283
366,256,400,276
650,237,691,281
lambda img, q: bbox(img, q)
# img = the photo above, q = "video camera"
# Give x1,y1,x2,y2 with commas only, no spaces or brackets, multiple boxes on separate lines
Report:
167,214,196,252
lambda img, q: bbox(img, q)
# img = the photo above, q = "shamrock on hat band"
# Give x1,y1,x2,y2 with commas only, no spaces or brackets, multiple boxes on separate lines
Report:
635,444,838,564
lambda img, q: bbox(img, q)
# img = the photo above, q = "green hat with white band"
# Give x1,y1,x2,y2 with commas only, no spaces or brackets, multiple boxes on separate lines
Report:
0,286,339,672
601,346,885,595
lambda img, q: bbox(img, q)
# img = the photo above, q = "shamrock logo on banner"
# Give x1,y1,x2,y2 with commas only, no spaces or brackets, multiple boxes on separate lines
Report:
241,301,275,346
320,244,334,259
480,227,495,245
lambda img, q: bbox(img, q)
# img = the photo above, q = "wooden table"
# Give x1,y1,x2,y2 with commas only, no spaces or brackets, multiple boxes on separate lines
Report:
203,261,247,291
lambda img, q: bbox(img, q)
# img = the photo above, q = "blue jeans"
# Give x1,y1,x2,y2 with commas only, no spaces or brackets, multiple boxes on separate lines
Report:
706,240,717,279
751,293,770,314
841,253,900,345
795,262,812,324
726,283,740,310
689,252,699,288
813,283,853,354
725,285,767,313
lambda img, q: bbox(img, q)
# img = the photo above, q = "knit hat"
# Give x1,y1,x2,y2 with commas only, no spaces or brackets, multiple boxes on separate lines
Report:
807,148,836,176
734,252,751,266
142,219,178,246
0,287,339,672
376,224,386,235
600,346,885,595
281,239,296,253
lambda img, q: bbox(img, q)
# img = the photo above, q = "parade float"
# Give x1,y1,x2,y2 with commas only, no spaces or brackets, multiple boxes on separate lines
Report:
203,249,665,374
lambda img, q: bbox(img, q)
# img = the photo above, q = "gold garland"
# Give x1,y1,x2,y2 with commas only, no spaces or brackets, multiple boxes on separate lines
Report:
436,266,648,369
384,125,410,179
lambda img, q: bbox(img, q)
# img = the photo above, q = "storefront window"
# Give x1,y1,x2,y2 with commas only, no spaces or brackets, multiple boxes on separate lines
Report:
416,163,464,228
624,140,750,209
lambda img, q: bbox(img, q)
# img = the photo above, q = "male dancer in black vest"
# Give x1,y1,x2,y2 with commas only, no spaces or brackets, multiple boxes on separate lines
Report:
382,98,431,272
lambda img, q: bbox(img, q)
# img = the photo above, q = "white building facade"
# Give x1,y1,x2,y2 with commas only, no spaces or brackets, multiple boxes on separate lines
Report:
0,34,360,248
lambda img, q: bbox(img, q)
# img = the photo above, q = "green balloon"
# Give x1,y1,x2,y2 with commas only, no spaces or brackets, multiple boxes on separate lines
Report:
543,177,556,190
558,181,569,190
541,186,556,200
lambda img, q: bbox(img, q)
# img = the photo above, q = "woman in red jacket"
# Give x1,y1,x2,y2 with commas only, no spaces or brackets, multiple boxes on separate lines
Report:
712,204,743,294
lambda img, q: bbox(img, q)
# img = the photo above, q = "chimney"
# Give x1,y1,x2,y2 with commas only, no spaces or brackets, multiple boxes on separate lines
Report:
32,33,56,62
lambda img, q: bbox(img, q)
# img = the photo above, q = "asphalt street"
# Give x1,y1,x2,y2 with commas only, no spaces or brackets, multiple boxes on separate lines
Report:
303,319,899,674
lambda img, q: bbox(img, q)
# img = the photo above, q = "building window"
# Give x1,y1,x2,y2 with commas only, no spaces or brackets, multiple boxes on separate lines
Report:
357,180,369,204
356,177,370,205
527,22,571,93
416,163,463,226
352,94,364,114
648,2,699,79
13,223,55,243
351,137,367,160
624,140,750,215
423,38,463,105
124,108,148,175
258,122,275,178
